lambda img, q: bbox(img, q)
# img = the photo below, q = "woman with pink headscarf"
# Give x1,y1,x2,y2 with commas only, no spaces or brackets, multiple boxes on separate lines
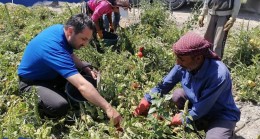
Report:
133,32,240,139
86,0,129,39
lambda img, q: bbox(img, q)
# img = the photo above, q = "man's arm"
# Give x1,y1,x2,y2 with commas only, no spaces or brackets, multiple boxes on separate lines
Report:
134,65,182,116
231,0,241,20
144,65,182,102
200,0,209,16
71,54,97,79
66,73,122,124
224,0,241,31
71,53,87,69
188,76,229,121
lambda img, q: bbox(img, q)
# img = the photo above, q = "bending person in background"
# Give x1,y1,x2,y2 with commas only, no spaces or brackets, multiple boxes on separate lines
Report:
103,7,120,32
49,0,59,7
17,14,122,127
133,32,240,139
85,0,129,39
198,0,241,58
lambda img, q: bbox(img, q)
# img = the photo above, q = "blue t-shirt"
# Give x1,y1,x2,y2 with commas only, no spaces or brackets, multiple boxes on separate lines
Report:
145,58,241,122
18,24,78,80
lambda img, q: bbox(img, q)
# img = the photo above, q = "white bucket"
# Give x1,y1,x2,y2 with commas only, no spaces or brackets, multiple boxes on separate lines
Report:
119,7,129,18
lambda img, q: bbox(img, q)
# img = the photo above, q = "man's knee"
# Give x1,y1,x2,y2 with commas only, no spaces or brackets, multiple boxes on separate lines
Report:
51,101,69,117
206,127,235,139
172,88,187,109
39,100,69,118
205,120,236,139
37,85,69,118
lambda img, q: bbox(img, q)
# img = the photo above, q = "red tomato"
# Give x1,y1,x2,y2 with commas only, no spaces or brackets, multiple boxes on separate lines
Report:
139,47,144,52
137,51,143,58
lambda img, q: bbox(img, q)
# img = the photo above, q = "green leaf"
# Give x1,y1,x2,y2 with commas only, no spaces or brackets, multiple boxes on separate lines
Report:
164,94,172,101
148,107,157,114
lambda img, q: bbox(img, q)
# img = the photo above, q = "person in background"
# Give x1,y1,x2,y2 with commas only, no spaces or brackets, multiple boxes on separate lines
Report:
49,0,59,7
198,0,241,58
85,0,129,39
103,7,120,32
133,32,240,139
17,14,122,127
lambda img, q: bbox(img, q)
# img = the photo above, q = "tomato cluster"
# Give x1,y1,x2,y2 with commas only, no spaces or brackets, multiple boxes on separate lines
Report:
137,46,144,58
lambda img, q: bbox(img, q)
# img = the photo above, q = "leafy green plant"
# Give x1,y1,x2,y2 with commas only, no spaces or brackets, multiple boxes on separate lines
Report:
231,54,260,103
224,24,260,67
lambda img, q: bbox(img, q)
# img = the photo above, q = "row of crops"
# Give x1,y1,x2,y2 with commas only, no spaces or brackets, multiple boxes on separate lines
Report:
0,2,259,138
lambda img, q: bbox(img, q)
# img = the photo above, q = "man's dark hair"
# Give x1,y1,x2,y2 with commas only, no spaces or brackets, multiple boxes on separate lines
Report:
65,13,95,34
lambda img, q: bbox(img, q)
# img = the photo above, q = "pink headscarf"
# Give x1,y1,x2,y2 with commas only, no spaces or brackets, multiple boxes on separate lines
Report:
172,32,220,60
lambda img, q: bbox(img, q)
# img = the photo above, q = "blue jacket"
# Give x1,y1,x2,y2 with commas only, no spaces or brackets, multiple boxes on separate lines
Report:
145,58,240,122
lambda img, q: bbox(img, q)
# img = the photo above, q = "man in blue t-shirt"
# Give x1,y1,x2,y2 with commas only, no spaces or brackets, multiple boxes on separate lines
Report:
133,32,240,139
18,14,122,127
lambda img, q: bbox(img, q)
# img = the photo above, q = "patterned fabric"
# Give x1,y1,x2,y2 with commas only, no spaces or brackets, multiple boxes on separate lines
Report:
172,32,220,60
88,0,113,22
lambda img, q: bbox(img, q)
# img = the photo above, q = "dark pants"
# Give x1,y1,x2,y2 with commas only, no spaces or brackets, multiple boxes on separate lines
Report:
204,14,230,58
172,88,236,139
19,76,69,118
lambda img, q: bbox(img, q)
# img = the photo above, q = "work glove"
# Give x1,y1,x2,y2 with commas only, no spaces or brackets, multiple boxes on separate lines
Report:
97,30,103,39
224,18,235,31
198,15,204,27
170,113,182,126
133,98,151,117
109,25,114,33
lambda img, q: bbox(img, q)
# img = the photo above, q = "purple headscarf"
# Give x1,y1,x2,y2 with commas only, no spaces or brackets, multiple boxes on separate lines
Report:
173,32,220,60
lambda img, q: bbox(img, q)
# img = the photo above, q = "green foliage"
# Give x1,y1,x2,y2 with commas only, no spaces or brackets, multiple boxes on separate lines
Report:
223,23,260,103
140,2,168,28
0,51,21,95
139,1,169,38
223,24,260,66
231,54,260,103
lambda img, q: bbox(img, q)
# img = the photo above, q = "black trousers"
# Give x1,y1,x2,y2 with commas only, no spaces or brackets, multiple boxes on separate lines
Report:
19,76,69,118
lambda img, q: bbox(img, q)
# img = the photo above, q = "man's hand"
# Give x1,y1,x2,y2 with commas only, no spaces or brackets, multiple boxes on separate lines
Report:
224,18,235,31
105,105,123,127
133,98,151,117
170,113,182,126
97,30,103,39
83,66,98,80
198,15,204,27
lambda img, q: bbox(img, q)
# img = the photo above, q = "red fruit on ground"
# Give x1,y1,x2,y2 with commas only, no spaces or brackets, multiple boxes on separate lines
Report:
137,51,143,58
139,47,144,52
